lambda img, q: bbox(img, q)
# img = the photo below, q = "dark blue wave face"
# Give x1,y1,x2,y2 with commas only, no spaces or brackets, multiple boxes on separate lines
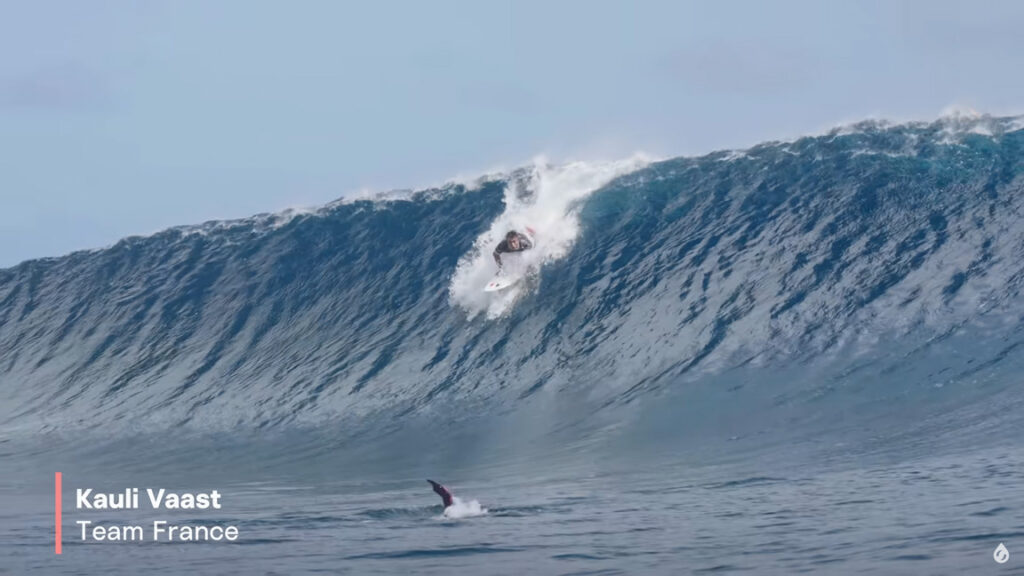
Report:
1,115,1023,472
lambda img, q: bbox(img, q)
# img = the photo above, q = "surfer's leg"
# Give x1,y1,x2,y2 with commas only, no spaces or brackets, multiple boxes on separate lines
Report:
427,480,454,508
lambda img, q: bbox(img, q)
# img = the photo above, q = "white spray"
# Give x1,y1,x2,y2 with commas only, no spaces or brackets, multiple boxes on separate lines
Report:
442,496,488,519
449,155,650,319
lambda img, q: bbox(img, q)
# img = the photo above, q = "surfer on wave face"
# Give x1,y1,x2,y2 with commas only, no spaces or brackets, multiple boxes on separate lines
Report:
493,230,533,269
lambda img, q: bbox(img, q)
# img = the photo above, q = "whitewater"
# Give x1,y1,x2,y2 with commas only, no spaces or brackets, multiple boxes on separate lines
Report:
448,155,651,319
2,112,1023,575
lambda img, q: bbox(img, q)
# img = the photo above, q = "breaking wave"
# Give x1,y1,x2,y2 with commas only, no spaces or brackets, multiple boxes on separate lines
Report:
2,112,1023,471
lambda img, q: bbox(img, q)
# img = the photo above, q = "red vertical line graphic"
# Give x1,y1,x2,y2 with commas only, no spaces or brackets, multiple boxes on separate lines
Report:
55,472,62,554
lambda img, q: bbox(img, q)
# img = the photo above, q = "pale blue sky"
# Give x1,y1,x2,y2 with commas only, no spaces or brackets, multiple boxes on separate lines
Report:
2,0,1022,266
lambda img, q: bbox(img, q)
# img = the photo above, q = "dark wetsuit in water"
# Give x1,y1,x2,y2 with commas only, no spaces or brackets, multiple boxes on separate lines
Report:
427,480,453,508
493,233,533,267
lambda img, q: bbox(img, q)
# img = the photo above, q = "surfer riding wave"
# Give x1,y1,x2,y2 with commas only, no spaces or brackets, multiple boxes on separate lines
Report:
493,229,533,270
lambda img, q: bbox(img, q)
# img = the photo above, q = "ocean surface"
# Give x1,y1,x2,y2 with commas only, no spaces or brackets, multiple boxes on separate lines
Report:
2,112,1023,574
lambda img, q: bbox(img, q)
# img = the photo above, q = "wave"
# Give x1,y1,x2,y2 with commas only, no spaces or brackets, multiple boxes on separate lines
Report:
1,113,1023,469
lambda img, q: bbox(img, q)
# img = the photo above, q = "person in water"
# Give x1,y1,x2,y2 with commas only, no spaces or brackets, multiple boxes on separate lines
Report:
427,479,453,508
493,230,533,269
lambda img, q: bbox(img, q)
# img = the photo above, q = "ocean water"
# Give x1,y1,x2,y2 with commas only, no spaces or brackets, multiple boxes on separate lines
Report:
2,112,1024,574
5,446,1023,575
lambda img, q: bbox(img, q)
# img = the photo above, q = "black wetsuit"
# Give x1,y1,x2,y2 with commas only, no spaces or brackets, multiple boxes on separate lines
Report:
493,233,533,267
428,480,453,508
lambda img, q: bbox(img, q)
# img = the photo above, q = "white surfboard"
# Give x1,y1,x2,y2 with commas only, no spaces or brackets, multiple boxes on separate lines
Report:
484,275,521,292
484,226,537,293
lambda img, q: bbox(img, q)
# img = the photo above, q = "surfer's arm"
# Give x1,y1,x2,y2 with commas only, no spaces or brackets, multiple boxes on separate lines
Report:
493,241,508,267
